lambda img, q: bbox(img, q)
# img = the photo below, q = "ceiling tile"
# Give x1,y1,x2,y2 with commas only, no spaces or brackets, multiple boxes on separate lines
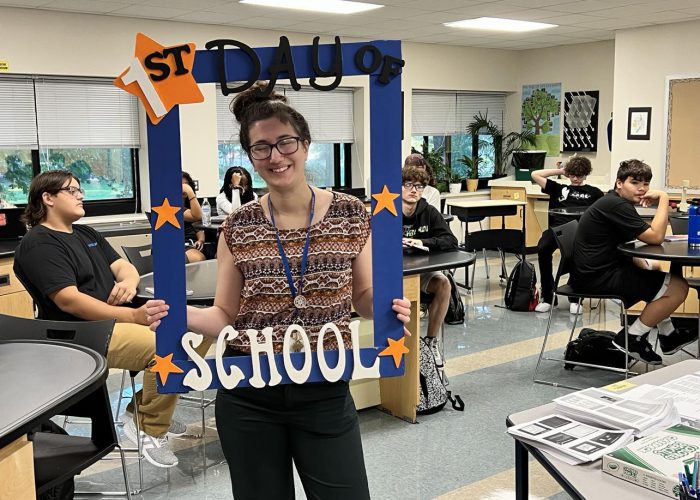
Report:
573,18,647,29
1,0,55,6
285,21,353,33
640,0,700,10
503,0,579,8
586,4,667,17
629,10,694,23
42,0,129,13
138,0,227,9
535,12,608,25
109,4,192,19
444,1,528,18
172,10,241,24
543,0,613,14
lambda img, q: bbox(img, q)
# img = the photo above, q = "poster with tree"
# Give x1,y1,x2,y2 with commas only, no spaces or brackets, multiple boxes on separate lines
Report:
521,83,561,157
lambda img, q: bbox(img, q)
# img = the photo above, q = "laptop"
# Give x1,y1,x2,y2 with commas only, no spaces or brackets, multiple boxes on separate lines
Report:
0,207,27,241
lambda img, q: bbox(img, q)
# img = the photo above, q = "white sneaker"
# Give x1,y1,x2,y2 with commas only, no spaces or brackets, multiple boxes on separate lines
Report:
123,417,179,468
426,337,444,367
534,302,552,313
569,303,583,315
122,411,187,438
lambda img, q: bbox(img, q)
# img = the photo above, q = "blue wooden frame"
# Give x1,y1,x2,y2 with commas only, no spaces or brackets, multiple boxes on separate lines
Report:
147,39,404,392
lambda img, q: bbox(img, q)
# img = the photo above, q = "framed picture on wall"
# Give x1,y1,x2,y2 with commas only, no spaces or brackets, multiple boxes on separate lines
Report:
627,107,651,140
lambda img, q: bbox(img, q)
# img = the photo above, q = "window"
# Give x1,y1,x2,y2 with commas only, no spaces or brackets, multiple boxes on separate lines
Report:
216,85,354,190
0,76,140,214
411,90,505,180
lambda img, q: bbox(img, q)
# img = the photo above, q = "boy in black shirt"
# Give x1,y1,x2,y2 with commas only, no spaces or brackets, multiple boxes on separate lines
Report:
532,156,603,314
401,166,458,366
14,170,206,468
571,159,696,365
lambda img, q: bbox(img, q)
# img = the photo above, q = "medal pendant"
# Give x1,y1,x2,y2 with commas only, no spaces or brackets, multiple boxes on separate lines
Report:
294,295,307,308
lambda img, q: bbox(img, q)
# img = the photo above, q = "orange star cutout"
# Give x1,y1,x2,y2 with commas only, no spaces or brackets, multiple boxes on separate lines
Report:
372,185,400,216
152,198,181,230
378,337,409,368
114,33,204,125
150,353,184,385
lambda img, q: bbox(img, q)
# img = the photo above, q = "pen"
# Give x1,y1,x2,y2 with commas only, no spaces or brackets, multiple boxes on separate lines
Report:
694,452,700,491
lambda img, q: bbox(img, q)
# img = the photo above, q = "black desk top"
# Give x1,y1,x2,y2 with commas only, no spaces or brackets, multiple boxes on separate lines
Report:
0,340,107,448
0,239,20,258
618,240,700,265
88,220,152,238
548,206,660,220
138,249,476,301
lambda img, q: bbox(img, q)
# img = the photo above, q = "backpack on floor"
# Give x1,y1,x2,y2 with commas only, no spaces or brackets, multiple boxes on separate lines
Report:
564,328,630,370
443,270,465,325
504,259,538,312
417,338,465,415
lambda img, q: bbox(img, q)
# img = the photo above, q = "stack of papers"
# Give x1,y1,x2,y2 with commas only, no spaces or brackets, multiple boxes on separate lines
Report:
508,414,634,465
554,388,680,436
623,375,700,430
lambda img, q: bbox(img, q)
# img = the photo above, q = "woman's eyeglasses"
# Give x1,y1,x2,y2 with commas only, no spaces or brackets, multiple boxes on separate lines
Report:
57,186,85,197
249,137,302,160
402,182,426,191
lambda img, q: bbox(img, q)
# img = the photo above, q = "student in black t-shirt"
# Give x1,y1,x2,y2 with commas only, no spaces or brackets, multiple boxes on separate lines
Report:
13,170,210,468
401,166,458,368
532,157,603,314
571,159,696,365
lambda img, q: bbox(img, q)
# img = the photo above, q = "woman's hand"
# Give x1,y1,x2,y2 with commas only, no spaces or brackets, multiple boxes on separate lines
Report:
144,299,169,331
392,297,412,337
231,172,241,187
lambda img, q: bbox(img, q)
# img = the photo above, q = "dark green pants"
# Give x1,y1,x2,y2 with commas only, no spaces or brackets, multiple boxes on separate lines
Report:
215,380,370,500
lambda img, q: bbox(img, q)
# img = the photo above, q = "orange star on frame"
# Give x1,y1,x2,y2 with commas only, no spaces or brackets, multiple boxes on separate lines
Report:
378,337,409,368
150,353,184,385
152,198,181,230
372,185,399,216
114,33,204,125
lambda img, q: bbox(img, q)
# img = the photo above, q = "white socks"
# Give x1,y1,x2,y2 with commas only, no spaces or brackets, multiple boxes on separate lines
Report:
657,317,675,336
628,318,652,337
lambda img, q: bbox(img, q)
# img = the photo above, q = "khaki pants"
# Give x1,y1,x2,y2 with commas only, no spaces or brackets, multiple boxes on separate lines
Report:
107,323,212,438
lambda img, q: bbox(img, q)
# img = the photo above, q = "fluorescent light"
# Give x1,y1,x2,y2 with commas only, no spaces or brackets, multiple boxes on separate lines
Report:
444,17,557,33
240,0,383,14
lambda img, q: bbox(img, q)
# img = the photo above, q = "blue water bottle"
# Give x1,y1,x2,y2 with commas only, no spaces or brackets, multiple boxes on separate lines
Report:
689,201,700,248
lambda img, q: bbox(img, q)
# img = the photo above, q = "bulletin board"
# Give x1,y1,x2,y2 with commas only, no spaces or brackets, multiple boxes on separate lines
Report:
664,77,700,188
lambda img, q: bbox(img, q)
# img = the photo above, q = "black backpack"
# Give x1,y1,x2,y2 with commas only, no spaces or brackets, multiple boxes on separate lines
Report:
564,328,630,370
504,259,538,312
417,338,465,415
443,270,465,325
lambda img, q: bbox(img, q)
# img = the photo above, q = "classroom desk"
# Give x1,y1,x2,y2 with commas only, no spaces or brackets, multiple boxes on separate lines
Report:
547,205,660,221
0,340,107,499
446,199,526,288
137,250,476,423
507,359,700,500
618,240,700,266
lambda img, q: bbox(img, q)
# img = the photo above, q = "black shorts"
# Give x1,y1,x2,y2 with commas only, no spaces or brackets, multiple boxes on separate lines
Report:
573,266,667,308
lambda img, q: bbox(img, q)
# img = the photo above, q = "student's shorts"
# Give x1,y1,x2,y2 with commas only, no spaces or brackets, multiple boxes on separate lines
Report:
574,265,667,308
420,271,443,294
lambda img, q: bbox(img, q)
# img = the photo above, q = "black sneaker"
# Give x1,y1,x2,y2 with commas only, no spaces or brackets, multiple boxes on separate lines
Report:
612,330,662,365
658,329,699,355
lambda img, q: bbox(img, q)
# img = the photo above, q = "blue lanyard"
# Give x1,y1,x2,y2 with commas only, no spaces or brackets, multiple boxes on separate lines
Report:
268,186,315,308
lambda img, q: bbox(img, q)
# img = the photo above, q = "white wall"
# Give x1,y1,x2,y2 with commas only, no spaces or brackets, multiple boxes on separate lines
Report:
613,20,700,191
510,40,615,181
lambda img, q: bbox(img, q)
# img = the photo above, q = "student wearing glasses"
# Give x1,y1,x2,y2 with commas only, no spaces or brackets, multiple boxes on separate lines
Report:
145,82,411,500
531,157,603,314
404,153,441,212
401,165,458,367
13,170,199,468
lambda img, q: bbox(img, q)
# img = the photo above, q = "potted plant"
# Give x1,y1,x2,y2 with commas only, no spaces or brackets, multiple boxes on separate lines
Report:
457,154,482,192
466,112,537,183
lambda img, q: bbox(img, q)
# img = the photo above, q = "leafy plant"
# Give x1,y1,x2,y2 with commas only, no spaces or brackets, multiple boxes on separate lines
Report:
467,112,537,176
457,154,483,180
410,145,454,191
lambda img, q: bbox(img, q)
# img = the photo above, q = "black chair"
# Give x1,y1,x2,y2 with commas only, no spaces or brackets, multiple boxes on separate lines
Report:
121,244,153,276
532,221,635,390
670,215,689,236
0,314,132,498
463,228,523,289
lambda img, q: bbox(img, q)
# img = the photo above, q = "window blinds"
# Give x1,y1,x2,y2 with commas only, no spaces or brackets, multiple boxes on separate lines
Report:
412,90,506,136
216,85,355,144
35,78,140,148
0,77,38,149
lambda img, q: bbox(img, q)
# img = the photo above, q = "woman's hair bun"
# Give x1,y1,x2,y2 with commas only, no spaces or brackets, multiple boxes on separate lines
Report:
231,81,287,123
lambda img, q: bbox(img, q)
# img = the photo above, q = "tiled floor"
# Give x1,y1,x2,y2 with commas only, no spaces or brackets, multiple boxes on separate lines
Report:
69,251,698,499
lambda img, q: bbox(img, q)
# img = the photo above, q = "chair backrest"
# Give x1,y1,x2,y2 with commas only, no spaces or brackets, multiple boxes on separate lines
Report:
464,228,523,254
670,215,689,235
550,220,579,282
121,244,153,275
0,313,114,356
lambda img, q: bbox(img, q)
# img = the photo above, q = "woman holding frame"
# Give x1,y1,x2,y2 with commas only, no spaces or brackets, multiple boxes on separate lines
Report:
147,82,410,499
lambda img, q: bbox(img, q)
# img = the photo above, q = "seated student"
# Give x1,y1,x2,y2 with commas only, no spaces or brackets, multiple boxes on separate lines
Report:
182,171,207,262
531,157,603,314
13,170,210,468
216,166,258,215
571,159,697,365
401,166,459,366
404,153,441,212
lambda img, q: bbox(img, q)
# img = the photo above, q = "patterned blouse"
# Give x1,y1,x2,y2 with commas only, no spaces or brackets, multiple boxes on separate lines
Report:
220,191,371,353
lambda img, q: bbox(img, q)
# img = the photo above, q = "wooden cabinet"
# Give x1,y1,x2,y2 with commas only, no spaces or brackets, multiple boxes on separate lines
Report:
490,187,544,249
0,436,35,500
0,257,34,319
